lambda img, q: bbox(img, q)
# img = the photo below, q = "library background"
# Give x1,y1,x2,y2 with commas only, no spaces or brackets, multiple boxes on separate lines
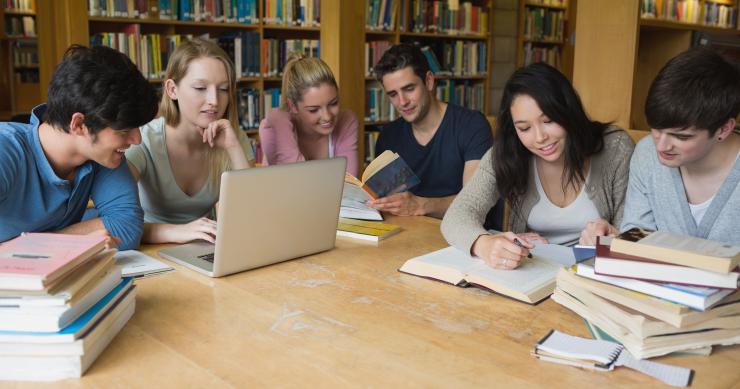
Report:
0,0,738,169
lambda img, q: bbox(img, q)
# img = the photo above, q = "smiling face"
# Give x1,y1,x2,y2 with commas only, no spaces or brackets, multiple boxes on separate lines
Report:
166,56,230,130
510,94,568,164
380,66,434,124
651,127,717,168
81,126,142,169
289,83,340,136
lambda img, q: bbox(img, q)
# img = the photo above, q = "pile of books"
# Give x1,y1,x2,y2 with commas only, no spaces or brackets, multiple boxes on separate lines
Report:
0,233,136,381
553,229,740,359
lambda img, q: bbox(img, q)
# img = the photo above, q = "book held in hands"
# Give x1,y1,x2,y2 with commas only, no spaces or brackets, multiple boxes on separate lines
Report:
344,150,420,200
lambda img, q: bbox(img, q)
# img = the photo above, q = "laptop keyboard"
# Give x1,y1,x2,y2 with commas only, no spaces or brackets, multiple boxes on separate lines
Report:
197,253,215,263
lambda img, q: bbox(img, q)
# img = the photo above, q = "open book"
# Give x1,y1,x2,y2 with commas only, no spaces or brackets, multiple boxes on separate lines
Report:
344,150,420,200
399,246,561,304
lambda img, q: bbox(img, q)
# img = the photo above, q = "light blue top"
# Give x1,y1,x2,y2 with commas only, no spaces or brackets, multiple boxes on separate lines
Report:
621,136,740,245
0,104,144,249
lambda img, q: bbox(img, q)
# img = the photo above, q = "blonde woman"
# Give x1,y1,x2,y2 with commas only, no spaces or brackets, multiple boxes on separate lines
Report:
126,38,255,244
258,54,359,176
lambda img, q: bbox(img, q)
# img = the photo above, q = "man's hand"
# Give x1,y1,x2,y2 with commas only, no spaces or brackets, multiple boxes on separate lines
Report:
367,192,426,216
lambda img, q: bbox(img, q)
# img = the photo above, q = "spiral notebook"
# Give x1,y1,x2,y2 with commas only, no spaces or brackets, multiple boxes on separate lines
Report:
533,330,623,371
533,330,693,387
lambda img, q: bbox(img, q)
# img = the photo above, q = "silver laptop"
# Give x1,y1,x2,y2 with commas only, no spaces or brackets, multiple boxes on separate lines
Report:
158,158,346,277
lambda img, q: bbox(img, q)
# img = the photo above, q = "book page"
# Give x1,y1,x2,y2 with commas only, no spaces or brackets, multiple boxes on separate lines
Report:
466,255,560,295
114,251,174,278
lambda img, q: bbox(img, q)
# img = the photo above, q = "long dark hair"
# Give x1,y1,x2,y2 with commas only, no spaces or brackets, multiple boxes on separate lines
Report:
493,62,609,218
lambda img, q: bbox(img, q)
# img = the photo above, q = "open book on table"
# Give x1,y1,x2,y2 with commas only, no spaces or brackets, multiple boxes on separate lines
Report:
398,246,563,304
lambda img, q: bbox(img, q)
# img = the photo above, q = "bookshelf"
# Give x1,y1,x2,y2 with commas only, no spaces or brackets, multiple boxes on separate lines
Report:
516,0,576,79
0,0,40,120
363,0,493,165
572,0,739,132
34,0,329,147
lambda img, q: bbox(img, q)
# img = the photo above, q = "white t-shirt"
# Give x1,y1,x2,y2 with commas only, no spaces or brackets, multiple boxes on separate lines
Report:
527,163,600,246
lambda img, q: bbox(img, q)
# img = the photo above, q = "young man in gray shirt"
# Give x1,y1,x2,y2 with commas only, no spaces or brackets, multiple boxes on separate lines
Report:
621,48,740,245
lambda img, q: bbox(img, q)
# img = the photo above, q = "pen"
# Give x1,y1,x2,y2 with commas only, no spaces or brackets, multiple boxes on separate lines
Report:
513,238,533,259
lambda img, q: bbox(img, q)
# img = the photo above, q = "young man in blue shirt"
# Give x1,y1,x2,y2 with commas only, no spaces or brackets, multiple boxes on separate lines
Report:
370,44,493,218
0,45,158,249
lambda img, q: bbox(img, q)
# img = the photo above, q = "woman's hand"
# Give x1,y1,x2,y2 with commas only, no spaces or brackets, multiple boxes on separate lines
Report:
579,218,618,246
471,232,536,270
162,218,217,244
200,119,241,151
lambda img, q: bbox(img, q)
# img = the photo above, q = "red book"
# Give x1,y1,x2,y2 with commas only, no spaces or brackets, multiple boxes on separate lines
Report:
594,237,739,290
0,233,107,291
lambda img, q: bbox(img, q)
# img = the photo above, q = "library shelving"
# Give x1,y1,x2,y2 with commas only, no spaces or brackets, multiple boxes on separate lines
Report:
0,0,40,120
572,0,739,133
363,0,493,165
34,0,324,147
516,0,575,79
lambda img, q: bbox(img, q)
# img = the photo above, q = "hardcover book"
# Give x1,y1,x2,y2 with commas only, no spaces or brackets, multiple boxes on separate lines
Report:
610,228,739,274
0,234,108,291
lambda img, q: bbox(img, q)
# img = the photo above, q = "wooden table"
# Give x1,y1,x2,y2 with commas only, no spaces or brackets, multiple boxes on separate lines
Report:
12,217,740,388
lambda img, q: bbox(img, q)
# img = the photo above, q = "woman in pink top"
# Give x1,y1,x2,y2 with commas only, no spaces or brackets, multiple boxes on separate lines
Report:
258,54,359,176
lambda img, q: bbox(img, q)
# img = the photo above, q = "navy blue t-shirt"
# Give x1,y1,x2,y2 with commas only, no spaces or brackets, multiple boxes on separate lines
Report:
375,104,492,198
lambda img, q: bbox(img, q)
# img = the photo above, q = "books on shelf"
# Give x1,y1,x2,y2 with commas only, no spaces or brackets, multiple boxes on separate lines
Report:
88,0,262,24
365,0,398,31
345,150,420,200
523,6,565,41
2,0,35,12
0,233,108,291
523,42,560,68
640,0,738,29
609,229,739,274
365,40,393,76
336,218,400,243
408,0,489,35
399,245,562,304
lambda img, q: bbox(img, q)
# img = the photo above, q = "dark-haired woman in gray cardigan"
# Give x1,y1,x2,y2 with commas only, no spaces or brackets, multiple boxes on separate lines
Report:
441,63,634,271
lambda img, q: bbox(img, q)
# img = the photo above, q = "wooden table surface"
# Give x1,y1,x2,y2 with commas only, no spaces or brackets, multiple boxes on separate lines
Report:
8,216,740,388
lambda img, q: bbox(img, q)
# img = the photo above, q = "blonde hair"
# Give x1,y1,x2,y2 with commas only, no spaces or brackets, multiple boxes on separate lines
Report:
159,38,245,191
281,53,338,110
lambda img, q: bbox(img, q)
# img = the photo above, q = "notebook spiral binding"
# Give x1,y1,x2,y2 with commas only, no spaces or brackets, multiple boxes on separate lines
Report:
609,345,625,362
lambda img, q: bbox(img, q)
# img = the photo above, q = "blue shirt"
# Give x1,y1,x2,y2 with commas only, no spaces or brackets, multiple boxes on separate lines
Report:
375,103,492,197
0,105,144,249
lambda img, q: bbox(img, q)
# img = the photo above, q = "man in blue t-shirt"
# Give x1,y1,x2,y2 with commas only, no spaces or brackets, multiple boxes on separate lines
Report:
370,43,493,218
0,45,158,249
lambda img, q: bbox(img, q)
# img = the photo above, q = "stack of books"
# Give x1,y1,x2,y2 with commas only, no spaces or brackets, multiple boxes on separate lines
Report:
0,233,136,381
552,230,740,359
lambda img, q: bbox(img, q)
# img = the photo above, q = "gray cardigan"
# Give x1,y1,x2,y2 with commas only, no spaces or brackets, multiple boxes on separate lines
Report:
621,136,740,245
441,127,635,254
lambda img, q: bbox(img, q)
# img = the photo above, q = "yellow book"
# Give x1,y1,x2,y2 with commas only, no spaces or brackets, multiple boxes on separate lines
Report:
336,218,401,243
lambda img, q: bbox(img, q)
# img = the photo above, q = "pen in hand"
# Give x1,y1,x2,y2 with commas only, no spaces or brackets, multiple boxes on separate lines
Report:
513,238,533,259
